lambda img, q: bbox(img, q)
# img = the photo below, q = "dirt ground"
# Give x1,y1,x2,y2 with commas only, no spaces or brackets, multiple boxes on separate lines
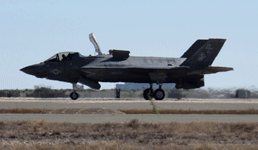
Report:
1,120,258,150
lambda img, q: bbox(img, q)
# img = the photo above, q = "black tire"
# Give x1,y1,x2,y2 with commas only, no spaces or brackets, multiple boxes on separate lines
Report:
154,89,165,100
143,88,153,100
70,92,79,100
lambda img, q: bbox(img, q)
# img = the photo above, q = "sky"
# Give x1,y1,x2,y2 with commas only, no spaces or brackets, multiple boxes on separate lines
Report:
0,0,258,90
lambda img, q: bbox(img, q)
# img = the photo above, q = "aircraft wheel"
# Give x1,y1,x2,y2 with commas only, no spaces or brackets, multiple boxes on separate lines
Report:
143,88,153,100
70,92,79,100
154,89,165,100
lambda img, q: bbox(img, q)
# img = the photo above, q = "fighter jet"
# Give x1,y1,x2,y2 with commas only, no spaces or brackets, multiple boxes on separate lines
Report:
20,33,233,100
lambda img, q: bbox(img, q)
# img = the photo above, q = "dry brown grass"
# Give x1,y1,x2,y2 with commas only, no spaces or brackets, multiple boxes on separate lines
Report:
0,108,49,114
0,120,258,148
0,141,258,150
1,108,258,114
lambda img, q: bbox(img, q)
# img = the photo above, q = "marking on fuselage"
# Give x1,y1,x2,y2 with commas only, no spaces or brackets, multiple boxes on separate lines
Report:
52,69,60,75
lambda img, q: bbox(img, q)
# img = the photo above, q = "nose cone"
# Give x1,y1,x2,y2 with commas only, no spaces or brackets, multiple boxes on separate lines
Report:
20,66,34,75
20,64,47,78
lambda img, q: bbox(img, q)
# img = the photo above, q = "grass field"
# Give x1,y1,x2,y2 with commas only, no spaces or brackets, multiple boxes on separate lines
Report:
0,120,258,150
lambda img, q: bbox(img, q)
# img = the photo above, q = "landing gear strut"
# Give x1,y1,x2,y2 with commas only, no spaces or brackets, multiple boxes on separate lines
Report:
143,83,165,100
70,83,79,100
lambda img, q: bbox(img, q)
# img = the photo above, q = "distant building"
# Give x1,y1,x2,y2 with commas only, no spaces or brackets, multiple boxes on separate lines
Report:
236,89,251,98
116,83,175,89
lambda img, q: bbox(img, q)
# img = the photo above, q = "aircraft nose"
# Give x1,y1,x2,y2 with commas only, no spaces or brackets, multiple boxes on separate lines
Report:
20,65,36,75
20,64,46,78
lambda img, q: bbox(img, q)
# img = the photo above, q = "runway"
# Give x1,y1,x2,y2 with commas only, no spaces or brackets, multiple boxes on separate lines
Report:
0,114,258,123
1,98,258,123
1,98,258,110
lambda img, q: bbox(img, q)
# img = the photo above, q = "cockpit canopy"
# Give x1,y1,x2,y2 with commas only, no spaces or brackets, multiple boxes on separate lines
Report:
45,52,84,62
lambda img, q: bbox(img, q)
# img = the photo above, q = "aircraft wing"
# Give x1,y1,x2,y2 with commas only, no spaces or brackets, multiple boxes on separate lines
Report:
82,65,189,72
82,63,232,70
81,64,233,84
82,65,233,76
122,66,233,77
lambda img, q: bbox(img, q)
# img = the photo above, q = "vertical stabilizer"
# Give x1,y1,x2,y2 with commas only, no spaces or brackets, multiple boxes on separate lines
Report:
89,33,102,55
180,39,226,69
181,39,208,59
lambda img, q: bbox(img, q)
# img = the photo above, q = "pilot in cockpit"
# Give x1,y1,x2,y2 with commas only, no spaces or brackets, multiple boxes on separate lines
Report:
62,54,67,61
67,53,72,60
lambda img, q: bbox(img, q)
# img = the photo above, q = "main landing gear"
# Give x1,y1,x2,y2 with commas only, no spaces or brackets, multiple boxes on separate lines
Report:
70,83,79,100
143,83,165,100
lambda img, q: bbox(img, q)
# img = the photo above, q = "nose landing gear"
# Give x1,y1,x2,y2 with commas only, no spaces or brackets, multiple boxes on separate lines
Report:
70,92,79,100
70,83,79,100
143,83,165,100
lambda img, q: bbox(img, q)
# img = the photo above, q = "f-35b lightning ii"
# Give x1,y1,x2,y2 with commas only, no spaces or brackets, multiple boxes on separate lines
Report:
20,33,233,100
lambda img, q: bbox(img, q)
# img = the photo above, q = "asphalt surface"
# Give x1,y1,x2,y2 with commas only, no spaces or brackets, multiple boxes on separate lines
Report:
1,98,258,110
0,114,258,123
1,98,258,123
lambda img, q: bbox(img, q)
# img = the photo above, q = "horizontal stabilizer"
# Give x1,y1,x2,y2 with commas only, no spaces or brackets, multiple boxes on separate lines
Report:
187,66,233,76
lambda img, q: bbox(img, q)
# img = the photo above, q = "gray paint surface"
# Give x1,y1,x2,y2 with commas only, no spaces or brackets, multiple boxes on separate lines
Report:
0,114,257,123
1,99,258,110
